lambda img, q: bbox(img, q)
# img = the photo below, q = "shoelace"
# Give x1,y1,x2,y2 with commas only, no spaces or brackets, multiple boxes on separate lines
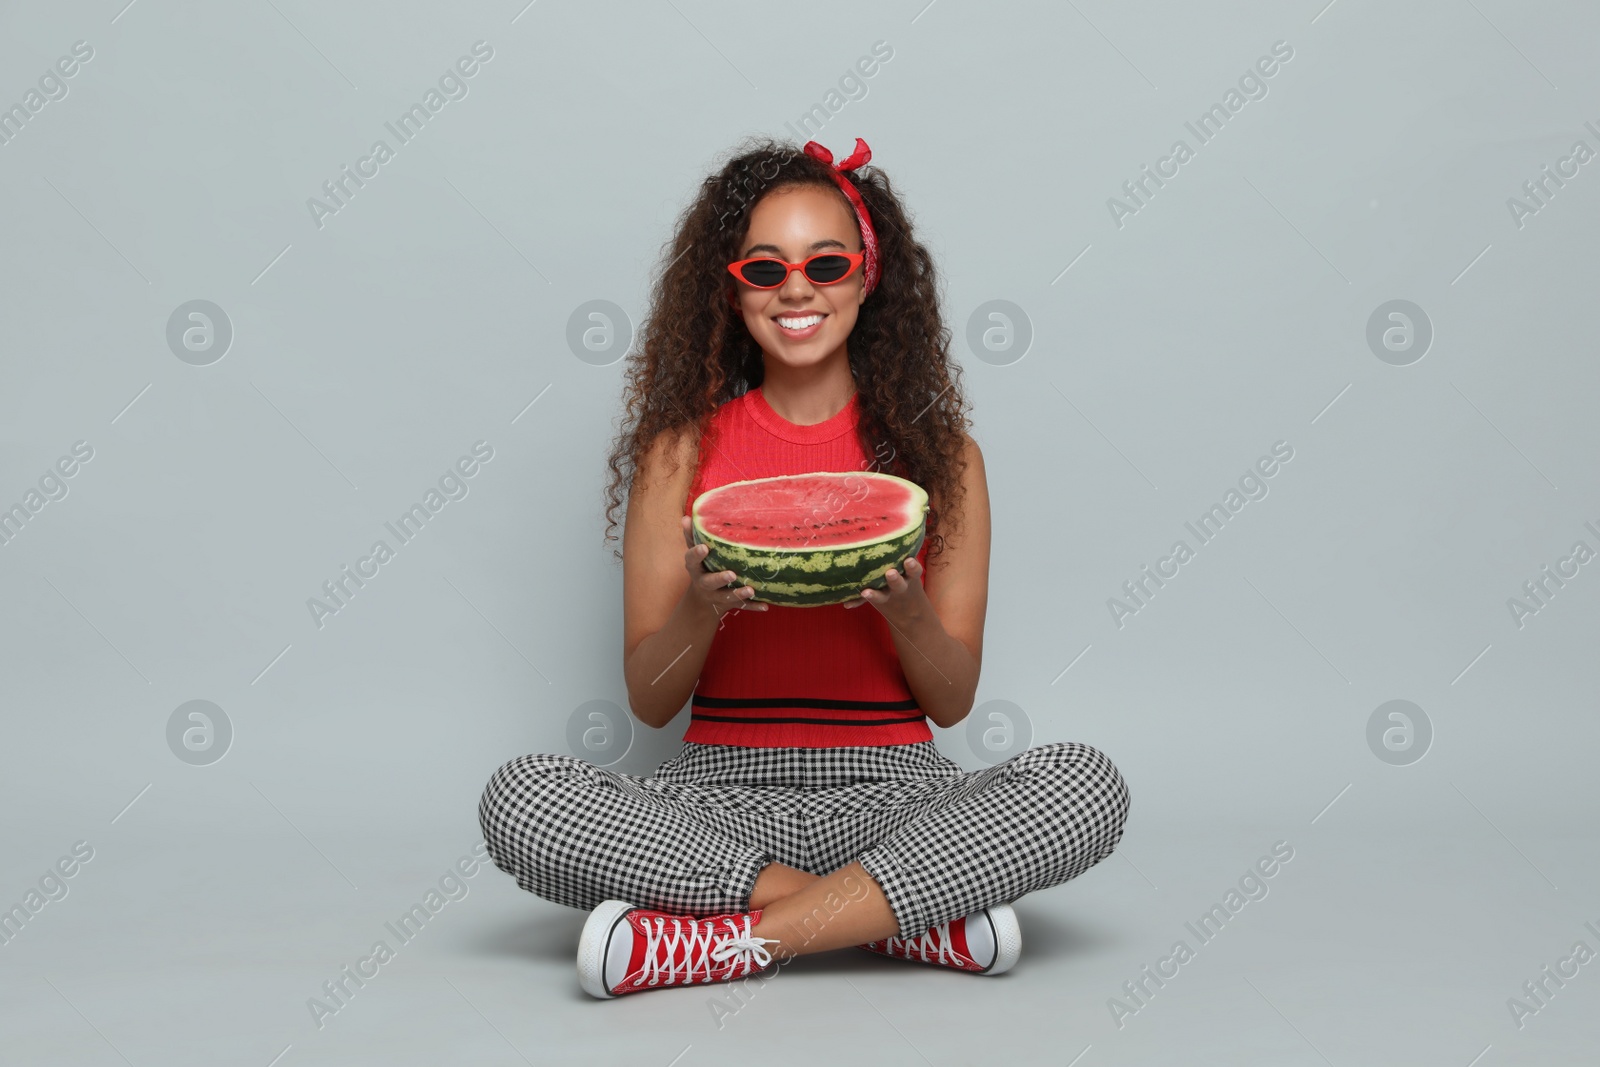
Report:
879,917,963,967
638,914,779,986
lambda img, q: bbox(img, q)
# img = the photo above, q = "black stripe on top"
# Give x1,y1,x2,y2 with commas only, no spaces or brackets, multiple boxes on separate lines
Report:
690,712,927,727
692,695,919,711
691,694,924,728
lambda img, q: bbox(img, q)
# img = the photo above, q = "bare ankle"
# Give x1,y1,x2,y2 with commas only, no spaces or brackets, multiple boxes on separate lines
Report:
748,862,822,910
749,863,898,956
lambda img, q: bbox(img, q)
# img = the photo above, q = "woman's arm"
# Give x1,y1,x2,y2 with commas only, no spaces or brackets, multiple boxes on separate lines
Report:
621,428,721,728
861,434,990,729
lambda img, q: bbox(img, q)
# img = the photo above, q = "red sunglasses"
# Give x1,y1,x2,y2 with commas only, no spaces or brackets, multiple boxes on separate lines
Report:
726,251,865,289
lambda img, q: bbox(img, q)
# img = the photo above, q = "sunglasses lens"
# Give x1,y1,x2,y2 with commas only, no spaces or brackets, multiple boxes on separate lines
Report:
739,260,789,287
804,255,853,284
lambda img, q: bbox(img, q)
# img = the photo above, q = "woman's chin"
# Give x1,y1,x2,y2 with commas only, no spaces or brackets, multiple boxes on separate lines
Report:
763,348,818,367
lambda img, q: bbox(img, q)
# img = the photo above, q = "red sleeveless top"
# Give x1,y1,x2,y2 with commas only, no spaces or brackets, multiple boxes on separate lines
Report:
681,386,932,748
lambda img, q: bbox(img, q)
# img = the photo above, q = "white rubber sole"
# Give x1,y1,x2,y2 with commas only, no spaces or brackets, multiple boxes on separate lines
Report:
981,903,1022,976
577,899,638,999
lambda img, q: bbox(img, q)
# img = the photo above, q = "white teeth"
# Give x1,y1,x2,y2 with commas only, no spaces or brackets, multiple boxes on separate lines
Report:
777,314,823,330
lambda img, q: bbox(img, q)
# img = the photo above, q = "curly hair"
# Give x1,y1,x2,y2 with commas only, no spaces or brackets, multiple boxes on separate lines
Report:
601,134,973,568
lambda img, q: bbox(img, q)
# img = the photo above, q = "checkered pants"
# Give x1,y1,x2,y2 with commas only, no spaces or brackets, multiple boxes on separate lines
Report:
478,740,1130,939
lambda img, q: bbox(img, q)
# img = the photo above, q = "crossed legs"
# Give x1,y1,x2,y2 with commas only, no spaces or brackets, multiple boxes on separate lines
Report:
480,741,1131,958
746,861,898,955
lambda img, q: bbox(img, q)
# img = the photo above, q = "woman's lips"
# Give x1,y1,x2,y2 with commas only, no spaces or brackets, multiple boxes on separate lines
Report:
774,314,825,339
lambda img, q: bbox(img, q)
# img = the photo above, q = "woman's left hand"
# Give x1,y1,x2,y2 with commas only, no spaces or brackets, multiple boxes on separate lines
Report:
842,555,929,628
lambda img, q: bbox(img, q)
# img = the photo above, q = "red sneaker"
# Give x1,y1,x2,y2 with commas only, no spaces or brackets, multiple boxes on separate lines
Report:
577,900,781,999
858,903,1021,975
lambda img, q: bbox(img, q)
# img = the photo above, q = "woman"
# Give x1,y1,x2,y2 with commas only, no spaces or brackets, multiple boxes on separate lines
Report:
479,136,1131,999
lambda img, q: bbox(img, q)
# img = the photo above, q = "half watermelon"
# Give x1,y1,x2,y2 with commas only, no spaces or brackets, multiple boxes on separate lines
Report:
690,471,930,608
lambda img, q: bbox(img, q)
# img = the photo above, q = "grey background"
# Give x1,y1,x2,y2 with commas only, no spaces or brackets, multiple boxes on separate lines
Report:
3,1,1597,1064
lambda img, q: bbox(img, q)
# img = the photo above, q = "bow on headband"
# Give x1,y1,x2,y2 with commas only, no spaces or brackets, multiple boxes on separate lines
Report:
802,137,880,296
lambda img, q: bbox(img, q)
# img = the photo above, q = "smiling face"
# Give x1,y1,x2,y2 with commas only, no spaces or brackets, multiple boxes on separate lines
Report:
732,184,866,371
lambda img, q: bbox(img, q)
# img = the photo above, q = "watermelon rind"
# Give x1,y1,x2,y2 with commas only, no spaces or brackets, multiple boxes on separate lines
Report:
690,471,930,608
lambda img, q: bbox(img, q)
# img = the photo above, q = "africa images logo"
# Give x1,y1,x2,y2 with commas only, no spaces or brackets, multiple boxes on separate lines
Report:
306,441,494,629
305,41,494,229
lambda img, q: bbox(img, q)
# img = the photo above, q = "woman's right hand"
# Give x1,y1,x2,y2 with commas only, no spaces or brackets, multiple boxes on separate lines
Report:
681,514,769,614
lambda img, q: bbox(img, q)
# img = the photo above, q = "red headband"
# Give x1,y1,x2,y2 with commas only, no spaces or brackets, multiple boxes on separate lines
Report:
802,137,879,296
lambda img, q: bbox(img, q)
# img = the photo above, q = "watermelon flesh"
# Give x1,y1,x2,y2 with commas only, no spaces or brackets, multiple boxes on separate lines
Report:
691,471,930,608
